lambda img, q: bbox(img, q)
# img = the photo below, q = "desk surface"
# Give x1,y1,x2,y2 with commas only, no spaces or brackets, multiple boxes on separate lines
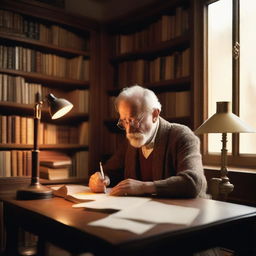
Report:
3,197,256,255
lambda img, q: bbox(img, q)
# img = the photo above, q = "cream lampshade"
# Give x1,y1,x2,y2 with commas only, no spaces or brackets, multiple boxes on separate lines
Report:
195,101,255,200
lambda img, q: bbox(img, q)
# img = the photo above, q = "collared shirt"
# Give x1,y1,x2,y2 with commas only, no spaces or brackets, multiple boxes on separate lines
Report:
141,118,159,159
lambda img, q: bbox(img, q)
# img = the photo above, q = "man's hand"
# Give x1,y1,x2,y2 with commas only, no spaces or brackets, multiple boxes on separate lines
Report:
89,172,110,193
109,178,156,196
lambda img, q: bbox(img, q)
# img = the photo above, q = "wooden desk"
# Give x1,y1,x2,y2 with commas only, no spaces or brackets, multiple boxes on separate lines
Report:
2,197,256,256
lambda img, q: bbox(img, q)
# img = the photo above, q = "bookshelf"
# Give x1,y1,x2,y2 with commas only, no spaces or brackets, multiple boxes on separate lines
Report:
0,0,101,253
0,0,100,182
101,0,195,157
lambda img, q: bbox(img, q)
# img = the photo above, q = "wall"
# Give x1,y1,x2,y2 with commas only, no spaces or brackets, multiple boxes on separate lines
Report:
204,167,256,206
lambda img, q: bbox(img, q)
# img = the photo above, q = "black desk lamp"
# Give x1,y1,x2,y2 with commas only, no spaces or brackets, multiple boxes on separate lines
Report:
16,93,73,200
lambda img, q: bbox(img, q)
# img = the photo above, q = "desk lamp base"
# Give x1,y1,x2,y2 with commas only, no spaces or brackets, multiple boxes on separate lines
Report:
16,184,53,200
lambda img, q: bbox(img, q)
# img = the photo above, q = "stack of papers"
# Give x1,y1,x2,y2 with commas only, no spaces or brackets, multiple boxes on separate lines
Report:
52,185,200,234
73,195,200,234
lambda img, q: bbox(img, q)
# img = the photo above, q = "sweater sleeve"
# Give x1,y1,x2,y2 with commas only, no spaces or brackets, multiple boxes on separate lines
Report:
154,126,207,198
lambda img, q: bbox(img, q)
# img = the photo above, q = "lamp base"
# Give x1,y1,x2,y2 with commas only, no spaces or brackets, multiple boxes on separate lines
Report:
16,184,53,200
210,177,234,201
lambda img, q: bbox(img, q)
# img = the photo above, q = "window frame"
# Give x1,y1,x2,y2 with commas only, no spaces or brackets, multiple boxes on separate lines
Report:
201,0,256,169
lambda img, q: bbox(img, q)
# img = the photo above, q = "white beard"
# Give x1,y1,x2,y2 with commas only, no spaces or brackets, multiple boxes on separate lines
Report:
126,119,158,148
126,132,147,148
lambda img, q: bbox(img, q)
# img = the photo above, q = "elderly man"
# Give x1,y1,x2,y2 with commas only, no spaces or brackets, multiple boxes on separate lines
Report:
89,85,207,198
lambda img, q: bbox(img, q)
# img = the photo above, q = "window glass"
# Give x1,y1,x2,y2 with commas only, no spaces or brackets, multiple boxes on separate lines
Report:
239,0,256,154
207,0,233,153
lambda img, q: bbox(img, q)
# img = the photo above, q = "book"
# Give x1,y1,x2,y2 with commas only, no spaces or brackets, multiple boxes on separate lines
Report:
51,185,108,203
39,151,72,168
40,166,69,180
40,159,72,168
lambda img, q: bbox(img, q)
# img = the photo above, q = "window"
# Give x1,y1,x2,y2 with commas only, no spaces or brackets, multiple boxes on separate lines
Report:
205,0,256,167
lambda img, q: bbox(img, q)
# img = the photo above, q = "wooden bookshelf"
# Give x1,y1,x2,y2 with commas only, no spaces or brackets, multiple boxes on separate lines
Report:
101,0,194,156
0,1,100,252
0,0,100,182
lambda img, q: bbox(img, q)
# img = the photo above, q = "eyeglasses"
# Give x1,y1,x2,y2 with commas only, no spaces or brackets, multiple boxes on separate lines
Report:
116,114,145,130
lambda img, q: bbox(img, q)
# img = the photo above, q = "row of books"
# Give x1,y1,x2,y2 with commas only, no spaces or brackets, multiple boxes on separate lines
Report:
0,45,90,81
0,115,89,145
116,48,190,86
0,150,31,177
38,122,89,145
71,150,89,178
114,7,189,55
108,91,190,119
0,9,88,50
0,150,88,179
0,74,89,113
158,91,190,118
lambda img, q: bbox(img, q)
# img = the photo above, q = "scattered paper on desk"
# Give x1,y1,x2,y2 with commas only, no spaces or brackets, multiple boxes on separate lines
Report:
73,196,150,210
88,216,155,234
112,201,200,225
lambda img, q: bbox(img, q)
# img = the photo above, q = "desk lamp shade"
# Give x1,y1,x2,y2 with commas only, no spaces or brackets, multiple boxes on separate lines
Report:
16,93,73,200
47,93,73,119
195,101,255,134
195,101,255,201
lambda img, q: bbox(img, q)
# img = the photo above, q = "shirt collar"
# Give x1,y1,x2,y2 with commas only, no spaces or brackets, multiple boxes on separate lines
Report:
144,118,159,150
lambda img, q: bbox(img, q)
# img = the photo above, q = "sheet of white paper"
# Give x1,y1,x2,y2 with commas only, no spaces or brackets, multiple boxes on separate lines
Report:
73,196,151,210
88,216,155,234
72,193,110,201
112,201,200,225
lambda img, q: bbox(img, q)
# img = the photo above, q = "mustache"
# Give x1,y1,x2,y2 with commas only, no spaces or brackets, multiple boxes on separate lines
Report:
126,132,144,139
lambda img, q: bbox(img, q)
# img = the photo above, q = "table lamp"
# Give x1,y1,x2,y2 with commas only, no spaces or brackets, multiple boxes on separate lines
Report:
195,101,255,201
16,93,73,200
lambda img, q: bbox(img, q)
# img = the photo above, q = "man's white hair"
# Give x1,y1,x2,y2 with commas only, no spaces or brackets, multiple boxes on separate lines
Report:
115,85,162,113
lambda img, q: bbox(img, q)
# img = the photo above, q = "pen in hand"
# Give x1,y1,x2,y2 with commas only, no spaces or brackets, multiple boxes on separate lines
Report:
99,161,107,194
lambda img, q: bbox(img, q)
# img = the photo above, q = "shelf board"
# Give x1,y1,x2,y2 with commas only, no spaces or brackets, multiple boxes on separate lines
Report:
0,68,89,89
0,102,89,123
0,144,89,150
0,32,90,58
110,35,189,63
40,145,89,150
107,77,191,96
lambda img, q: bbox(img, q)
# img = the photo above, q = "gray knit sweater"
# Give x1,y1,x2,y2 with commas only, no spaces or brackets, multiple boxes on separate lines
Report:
104,117,207,198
